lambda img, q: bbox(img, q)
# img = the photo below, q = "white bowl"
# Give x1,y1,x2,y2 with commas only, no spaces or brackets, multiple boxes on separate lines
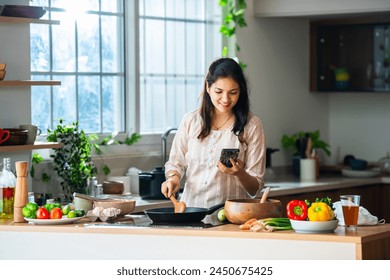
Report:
290,219,339,233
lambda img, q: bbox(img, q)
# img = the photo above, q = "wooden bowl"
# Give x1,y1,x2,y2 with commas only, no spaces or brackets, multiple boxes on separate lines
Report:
102,180,124,194
0,70,5,81
0,128,28,145
224,199,282,224
0,63,6,71
93,199,135,216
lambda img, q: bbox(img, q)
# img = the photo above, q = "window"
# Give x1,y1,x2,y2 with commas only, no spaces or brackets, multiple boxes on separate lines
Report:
31,0,221,136
31,0,125,134
138,0,221,133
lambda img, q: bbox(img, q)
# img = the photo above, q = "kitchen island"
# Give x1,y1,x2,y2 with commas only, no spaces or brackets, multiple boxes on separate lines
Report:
1,174,389,260
0,218,389,260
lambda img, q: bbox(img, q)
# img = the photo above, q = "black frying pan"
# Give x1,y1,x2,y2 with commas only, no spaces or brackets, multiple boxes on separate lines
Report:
144,203,224,224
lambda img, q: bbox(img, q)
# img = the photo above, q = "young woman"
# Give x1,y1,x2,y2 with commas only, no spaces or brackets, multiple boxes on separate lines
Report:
162,57,266,208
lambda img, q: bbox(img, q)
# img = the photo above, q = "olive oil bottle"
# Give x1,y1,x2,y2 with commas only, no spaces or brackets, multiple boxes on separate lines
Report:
0,158,16,219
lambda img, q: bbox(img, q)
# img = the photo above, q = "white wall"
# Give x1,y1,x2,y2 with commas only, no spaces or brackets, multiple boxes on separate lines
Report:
239,1,330,166
240,0,390,166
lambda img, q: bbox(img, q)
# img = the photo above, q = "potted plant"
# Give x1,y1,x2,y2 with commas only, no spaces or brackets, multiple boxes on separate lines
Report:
281,130,331,176
46,119,96,201
31,123,141,200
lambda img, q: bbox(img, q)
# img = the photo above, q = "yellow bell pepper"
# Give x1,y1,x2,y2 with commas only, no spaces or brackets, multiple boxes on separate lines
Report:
307,202,335,221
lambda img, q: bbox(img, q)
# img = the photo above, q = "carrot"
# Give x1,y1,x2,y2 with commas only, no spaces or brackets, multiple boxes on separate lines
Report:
239,218,257,230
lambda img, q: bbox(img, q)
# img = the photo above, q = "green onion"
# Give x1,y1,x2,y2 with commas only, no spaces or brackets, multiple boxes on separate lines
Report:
250,218,292,232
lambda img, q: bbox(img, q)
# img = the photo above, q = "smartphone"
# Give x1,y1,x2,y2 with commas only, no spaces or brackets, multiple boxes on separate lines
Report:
219,148,240,168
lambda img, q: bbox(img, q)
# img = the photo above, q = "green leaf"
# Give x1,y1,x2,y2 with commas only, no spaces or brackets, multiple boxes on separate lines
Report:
42,173,50,183
32,153,44,164
222,46,228,57
124,132,141,145
102,165,110,176
219,0,228,7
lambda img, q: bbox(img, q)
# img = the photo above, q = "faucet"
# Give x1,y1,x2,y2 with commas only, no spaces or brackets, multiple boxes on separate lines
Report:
161,128,177,167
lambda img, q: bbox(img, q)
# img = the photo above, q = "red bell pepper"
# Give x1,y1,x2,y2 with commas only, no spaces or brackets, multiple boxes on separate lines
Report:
286,200,308,220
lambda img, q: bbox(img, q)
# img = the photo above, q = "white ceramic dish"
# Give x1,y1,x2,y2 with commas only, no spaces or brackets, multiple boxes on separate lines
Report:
341,168,381,178
290,219,339,233
24,216,85,225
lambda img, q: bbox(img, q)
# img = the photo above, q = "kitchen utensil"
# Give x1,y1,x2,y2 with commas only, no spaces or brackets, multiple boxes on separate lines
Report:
0,128,28,145
305,137,312,159
93,199,136,216
138,167,166,199
0,70,6,81
290,219,338,233
24,216,85,225
14,161,28,223
377,152,390,174
73,194,96,211
144,203,224,224
349,158,367,170
224,199,282,224
19,124,41,144
341,168,381,178
107,176,131,194
102,180,124,194
0,129,10,144
260,187,270,203
169,195,186,213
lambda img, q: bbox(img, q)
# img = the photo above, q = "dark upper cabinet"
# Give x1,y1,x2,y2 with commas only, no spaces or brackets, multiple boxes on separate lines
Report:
310,15,390,92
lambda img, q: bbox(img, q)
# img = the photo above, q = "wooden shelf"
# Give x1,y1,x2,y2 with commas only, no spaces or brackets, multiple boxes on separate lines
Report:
0,80,61,87
0,142,62,153
0,16,60,25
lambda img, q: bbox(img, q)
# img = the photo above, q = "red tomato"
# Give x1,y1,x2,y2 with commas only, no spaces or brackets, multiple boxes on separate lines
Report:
36,207,50,219
50,207,63,219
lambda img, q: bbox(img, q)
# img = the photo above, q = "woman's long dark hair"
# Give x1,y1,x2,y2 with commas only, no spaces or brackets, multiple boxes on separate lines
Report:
198,57,250,141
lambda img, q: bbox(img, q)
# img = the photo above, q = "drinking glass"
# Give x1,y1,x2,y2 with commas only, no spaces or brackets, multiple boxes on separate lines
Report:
340,195,360,231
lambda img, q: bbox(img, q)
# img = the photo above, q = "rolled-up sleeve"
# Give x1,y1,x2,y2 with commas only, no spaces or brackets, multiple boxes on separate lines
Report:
243,116,266,192
164,113,190,179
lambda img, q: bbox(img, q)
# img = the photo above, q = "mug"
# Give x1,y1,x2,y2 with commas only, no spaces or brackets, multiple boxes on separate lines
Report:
0,129,10,144
19,124,42,144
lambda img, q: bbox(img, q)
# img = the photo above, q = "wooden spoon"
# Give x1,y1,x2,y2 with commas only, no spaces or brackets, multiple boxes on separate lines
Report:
260,187,271,203
170,195,186,213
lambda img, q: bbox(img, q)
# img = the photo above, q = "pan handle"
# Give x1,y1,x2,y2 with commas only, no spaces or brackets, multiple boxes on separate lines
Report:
206,203,225,215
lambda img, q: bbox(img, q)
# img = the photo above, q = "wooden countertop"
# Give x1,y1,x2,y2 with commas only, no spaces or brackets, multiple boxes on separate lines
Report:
1,217,390,245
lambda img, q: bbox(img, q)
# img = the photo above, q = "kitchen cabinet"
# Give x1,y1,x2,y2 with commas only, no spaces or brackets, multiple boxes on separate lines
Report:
310,16,390,92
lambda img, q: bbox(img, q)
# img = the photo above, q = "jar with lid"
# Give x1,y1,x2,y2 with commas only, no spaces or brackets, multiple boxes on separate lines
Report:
378,152,390,174
0,158,17,219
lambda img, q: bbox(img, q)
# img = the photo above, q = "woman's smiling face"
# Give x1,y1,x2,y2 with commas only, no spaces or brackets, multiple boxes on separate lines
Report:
207,77,240,114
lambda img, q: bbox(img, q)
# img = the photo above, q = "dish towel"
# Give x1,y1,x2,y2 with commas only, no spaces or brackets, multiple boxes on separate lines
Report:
333,201,385,226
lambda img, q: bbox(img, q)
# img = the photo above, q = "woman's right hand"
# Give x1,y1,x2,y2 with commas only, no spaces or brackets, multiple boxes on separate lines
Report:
161,177,180,198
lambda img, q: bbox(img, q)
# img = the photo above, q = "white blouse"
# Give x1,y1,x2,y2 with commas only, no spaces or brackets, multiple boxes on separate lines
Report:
165,109,266,209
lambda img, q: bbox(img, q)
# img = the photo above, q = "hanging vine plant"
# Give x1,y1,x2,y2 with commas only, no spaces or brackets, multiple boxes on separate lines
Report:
219,0,248,69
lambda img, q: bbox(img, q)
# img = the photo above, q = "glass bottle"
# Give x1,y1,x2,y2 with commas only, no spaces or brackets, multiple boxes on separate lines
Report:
0,158,17,219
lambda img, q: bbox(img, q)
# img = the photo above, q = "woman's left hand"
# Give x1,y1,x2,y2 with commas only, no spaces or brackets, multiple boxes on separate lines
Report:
217,158,245,176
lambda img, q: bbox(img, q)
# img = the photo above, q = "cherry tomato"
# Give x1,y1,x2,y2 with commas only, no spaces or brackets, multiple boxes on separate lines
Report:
50,207,63,219
36,207,50,219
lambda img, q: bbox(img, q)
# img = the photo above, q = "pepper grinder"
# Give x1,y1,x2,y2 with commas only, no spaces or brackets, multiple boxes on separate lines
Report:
13,161,29,223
